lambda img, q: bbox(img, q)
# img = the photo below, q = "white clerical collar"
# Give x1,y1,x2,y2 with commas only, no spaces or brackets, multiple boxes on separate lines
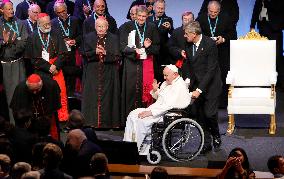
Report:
194,34,202,50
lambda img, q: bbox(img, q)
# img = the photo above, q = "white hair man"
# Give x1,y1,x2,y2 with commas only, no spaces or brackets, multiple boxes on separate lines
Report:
123,65,191,155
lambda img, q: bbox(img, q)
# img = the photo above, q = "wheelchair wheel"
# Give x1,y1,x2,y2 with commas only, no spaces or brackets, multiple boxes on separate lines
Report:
162,118,204,162
147,150,161,164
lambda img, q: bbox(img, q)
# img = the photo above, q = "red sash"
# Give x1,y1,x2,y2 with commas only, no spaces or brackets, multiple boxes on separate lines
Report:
75,49,82,94
49,57,69,122
142,55,154,107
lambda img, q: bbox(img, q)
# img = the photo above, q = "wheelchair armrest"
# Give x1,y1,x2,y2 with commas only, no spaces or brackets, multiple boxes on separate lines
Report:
166,109,188,116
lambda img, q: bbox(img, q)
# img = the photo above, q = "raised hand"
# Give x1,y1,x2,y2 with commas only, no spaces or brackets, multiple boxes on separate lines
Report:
144,38,152,48
152,79,161,92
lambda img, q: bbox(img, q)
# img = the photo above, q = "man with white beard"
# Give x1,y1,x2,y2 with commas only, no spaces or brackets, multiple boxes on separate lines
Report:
25,13,69,124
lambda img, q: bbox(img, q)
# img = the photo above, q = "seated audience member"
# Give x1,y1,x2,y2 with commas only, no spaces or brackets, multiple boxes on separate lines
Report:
150,166,168,179
267,155,284,178
0,154,11,179
65,110,98,143
62,129,102,178
9,110,36,163
90,153,110,179
21,171,41,179
218,147,255,179
31,142,47,171
39,143,72,179
11,162,31,179
123,65,191,155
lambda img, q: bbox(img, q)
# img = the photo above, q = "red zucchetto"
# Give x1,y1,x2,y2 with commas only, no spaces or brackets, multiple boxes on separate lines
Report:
38,13,49,19
27,74,42,84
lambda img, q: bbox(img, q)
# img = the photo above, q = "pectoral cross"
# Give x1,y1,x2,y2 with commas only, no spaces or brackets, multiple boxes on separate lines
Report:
34,111,39,118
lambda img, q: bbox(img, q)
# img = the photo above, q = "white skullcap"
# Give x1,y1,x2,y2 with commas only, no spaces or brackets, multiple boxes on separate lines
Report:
165,64,178,73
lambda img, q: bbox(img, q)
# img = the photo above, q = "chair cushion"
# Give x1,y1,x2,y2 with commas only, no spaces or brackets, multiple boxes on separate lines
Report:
228,88,276,114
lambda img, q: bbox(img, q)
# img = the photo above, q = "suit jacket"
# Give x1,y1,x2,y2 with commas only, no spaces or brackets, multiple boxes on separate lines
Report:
250,0,284,31
198,0,239,26
196,12,237,45
183,35,222,99
168,26,186,62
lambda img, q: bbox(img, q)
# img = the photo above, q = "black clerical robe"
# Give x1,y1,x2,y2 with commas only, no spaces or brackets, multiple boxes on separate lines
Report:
168,26,186,64
119,20,160,122
83,12,117,35
147,14,174,80
0,16,28,124
46,0,75,19
10,77,61,139
25,28,69,121
51,16,82,96
81,32,120,128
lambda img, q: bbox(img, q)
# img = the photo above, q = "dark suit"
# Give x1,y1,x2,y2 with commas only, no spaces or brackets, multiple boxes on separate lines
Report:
198,0,239,26
250,0,284,84
168,26,186,63
184,35,222,148
147,14,174,81
197,12,236,107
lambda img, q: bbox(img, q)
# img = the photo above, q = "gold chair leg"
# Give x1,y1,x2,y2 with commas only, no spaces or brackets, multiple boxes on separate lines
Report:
227,114,235,135
269,114,276,135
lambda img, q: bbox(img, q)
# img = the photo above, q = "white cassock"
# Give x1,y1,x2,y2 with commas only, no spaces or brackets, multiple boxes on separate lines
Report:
123,76,192,155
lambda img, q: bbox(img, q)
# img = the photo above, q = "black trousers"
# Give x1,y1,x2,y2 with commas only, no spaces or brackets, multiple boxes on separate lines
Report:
189,95,220,147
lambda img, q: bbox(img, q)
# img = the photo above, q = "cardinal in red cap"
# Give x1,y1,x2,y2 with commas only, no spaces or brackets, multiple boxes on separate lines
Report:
10,74,62,140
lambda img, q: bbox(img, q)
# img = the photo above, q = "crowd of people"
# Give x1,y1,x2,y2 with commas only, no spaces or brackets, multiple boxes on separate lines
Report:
0,0,284,178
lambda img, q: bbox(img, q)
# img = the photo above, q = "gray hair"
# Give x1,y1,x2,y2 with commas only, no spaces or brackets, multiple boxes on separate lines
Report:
28,4,40,12
53,1,67,13
207,0,221,11
136,5,148,15
184,21,202,35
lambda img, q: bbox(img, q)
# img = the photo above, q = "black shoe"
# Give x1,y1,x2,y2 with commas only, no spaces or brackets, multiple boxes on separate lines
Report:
213,136,222,149
200,145,212,154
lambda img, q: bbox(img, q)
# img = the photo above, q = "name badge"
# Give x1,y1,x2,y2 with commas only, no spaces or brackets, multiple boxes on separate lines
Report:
42,50,50,61
140,48,147,59
17,37,21,40
211,37,217,41
65,41,71,51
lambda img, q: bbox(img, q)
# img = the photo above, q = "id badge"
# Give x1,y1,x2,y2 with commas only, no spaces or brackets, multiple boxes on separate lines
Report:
42,50,50,61
65,41,72,51
17,37,21,40
140,48,147,59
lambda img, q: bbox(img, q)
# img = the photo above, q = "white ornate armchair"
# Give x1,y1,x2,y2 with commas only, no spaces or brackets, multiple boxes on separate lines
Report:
226,31,277,134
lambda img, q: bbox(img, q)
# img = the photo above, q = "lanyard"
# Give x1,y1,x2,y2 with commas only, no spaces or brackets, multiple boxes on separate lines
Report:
27,19,34,32
38,28,50,51
5,21,19,36
152,16,162,28
58,16,70,37
192,45,195,56
207,15,218,37
134,21,146,47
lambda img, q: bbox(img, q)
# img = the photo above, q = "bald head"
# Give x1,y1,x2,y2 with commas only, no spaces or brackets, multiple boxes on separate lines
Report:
67,129,87,151
93,0,105,16
208,1,220,19
28,4,41,22
95,17,108,36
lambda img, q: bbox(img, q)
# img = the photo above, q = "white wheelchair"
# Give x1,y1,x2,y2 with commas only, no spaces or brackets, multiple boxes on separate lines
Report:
145,109,204,164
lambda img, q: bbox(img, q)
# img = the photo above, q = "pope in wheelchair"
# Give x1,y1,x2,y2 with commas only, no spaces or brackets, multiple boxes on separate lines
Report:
123,65,204,163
